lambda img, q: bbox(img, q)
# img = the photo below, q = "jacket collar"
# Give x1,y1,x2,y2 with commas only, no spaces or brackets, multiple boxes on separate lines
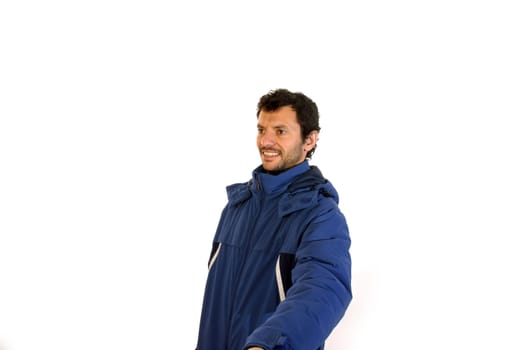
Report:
225,162,309,206
226,162,339,217
252,161,310,195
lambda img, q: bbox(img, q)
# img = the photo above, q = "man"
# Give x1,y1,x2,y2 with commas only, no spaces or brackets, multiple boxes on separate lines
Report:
196,89,352,350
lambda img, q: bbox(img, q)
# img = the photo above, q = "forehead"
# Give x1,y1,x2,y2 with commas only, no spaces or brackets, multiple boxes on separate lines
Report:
257,106,299,127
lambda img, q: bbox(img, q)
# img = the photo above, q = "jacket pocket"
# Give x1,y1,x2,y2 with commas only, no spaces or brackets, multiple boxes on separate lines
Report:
275,253,295,302
208,242,222,270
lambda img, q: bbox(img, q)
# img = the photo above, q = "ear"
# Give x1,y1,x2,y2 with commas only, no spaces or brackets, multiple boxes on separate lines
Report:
304,131,319,151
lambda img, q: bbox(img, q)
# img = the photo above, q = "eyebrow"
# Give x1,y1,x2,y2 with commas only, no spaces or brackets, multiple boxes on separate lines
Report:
257,124,288,129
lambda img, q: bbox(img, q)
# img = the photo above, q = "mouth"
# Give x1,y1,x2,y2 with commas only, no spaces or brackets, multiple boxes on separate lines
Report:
261,149,280,159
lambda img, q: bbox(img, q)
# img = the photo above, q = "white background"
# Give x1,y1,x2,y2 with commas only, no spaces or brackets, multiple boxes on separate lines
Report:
1,1,524,349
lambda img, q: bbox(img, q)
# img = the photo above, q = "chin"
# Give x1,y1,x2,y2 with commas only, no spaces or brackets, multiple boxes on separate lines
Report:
262,163,279,172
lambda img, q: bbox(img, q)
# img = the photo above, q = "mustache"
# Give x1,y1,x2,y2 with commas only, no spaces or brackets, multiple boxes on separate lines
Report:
260,147,280,152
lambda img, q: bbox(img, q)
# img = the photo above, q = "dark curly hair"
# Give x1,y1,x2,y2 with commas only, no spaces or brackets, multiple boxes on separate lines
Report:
256,88,321,159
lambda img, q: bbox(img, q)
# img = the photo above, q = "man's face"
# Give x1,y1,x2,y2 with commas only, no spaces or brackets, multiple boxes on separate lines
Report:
257,106,317,172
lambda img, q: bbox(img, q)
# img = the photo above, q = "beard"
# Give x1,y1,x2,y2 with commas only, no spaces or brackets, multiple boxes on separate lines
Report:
260,142,305,173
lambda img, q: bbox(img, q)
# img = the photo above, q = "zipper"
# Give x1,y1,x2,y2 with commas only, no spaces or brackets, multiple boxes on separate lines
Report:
227,178,263,349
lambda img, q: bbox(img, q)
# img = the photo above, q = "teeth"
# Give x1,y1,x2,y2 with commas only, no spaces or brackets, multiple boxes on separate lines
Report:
263,151,278,156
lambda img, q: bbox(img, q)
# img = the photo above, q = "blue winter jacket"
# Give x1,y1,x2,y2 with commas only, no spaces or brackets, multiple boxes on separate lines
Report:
197,161,352,350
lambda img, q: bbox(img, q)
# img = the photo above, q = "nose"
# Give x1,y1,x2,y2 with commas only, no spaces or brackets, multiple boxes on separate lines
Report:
259,131,275,147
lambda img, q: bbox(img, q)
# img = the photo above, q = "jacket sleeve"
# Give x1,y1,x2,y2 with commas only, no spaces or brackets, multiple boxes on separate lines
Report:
244,203,352,349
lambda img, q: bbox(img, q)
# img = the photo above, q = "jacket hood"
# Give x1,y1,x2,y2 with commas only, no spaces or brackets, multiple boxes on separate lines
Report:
278,166,339,217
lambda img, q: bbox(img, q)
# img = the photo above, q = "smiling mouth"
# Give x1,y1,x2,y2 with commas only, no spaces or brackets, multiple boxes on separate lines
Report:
262,150,280,157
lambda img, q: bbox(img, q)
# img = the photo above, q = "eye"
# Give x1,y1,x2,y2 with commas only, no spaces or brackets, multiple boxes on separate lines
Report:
257,128,264,134
277,128,286,135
